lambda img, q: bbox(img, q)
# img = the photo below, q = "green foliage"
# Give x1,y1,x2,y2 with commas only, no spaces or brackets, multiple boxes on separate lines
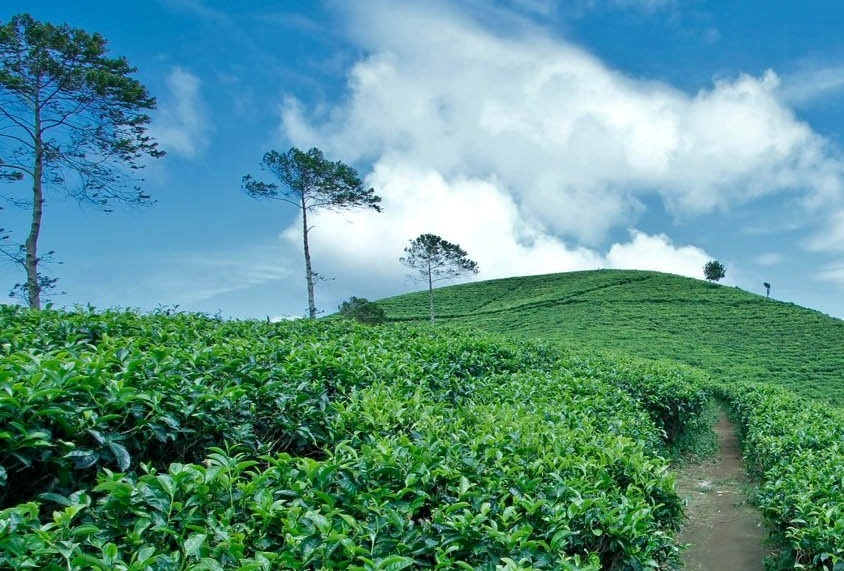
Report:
703,260,726,282
241,147,381,213
0,13,163,176
377,269,844,405
0,13,163,308
242,147,382,319
400,233,479,322
378,269,844,566
0,305,711,569
717,383,844,570
338,297,386,325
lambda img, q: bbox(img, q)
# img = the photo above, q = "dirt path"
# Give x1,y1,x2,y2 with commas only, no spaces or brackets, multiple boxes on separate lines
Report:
674,410,768,570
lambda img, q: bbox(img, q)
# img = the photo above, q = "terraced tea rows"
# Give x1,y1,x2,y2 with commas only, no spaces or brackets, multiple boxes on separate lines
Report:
378,269,844,569
377,270,844,405
717,383,844,569
0,306,708,570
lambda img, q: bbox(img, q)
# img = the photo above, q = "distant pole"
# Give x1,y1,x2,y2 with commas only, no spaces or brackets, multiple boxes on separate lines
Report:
763,282,771,298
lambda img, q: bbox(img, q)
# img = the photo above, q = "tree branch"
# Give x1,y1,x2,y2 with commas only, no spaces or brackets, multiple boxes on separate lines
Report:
0,105,35,140
0,132,33,149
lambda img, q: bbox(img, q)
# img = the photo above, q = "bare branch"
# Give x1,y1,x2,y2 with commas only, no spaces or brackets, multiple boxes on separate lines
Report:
0,131,33,148
0,105,35,140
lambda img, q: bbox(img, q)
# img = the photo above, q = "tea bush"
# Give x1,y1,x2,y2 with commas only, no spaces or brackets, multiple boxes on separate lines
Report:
0,305,712,569
718,383,844,570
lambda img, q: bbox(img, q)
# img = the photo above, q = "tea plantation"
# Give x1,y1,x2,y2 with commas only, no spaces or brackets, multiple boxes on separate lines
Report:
377,269,844,404
3,267,844,569
1,305,709,570
377,269,844,569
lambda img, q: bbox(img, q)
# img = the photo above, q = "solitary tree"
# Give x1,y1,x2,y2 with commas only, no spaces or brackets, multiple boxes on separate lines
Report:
763,282,771,298
400,233,479,322
242,147,381,318
703,260,726,282
0,14,164,308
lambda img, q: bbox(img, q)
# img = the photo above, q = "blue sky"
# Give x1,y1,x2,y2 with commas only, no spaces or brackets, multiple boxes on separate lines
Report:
3,0,844,319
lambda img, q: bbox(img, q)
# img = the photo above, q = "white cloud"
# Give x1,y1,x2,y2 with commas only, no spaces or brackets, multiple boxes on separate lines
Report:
152,67,211,158
605,231,710,277
816,262,844,288
299,162,604,283
281,162,713,306
142,241,293,306
806,209,844,253
780,64,844,107
265,0,844,312
701,27,721,45
282,1,844,250
754,252,783,266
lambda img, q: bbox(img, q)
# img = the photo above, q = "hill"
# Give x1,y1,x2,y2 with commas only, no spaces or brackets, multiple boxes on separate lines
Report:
377,269,844,404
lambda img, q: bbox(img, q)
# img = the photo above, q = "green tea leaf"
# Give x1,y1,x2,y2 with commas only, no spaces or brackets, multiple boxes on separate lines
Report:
108,442,131,471
184,533,207,557
64,449,99,469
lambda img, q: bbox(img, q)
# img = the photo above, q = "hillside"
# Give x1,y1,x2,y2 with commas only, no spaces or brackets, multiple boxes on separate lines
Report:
377,269,844,404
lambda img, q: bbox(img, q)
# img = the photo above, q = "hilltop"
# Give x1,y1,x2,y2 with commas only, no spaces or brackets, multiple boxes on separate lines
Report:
377,269,844,404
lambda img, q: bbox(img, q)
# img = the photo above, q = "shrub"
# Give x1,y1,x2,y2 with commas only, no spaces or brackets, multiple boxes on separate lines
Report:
338,296,387,324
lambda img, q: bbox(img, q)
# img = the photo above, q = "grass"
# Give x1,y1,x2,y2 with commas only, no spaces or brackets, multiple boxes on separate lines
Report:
376,269,844,405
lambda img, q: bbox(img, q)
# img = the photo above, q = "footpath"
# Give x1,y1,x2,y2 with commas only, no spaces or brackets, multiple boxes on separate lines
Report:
674,410,769,570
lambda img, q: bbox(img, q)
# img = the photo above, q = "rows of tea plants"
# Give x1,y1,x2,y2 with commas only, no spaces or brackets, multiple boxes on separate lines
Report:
717,383,844,570
0,305,710,569
557,353,711,451
377,269,844,405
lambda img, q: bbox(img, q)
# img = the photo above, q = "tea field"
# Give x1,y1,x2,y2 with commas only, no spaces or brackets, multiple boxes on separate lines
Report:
716,382,844,569
0,305,711,570
378,269,844,569
5,265,844,570
377,269,844,405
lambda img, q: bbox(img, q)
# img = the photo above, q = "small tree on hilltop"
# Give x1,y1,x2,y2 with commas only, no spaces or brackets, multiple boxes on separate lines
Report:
242,147,382,319
703,260,726,282
400,233,479,322
338,296,386,325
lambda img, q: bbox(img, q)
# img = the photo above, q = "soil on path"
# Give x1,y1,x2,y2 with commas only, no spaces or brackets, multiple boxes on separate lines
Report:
674,410,769,570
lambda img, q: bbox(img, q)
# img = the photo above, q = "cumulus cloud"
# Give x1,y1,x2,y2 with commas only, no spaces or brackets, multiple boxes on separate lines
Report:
297,162,604,282
152,67,211,158
271,0,844,302
282,1,843,246
605,231,710,277
282,162,713,306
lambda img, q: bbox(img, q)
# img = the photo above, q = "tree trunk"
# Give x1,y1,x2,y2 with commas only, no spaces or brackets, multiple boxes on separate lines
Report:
301,201,317,319
25,100,44,310
427,258,435,322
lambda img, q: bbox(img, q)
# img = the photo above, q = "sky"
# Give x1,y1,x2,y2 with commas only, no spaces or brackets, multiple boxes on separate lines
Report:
3,0,844,320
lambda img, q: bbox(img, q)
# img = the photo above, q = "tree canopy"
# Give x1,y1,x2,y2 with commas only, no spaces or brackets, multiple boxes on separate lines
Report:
400,233,479,321
338,296,387,325
0,13,163,308
704,260,726,282
242,147,381,318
